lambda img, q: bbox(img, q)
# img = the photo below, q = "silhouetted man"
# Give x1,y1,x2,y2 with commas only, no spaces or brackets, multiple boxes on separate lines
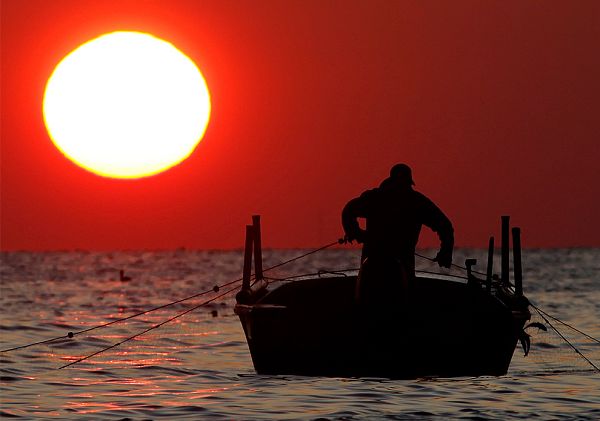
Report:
342,164,454,307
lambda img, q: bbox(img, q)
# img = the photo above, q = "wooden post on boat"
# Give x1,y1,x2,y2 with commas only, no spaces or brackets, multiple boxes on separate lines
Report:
486,236,494,293
252,215,263,281
512,227,523,296
501,216,510,287
242,224,254,291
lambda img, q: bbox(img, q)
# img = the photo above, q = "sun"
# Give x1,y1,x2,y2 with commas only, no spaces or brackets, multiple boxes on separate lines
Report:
43,31,211,179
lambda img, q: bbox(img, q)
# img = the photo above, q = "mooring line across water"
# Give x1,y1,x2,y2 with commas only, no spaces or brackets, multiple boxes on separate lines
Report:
531,305,600,374
58,283,242,369
0,277,244,354
58,241,342,368
250,240,341,286
1,241,340,354
529,302,600,345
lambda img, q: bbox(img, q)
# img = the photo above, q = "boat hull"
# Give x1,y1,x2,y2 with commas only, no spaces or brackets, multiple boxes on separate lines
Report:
235,275,530,379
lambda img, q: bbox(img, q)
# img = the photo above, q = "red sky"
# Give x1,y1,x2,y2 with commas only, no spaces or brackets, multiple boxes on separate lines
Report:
2,0,599,251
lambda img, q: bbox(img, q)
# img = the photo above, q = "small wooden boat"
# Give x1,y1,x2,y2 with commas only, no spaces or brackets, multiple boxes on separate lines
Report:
235,216,532,379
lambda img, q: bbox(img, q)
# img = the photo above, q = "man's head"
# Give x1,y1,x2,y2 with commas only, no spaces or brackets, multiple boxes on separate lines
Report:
389,163,415,186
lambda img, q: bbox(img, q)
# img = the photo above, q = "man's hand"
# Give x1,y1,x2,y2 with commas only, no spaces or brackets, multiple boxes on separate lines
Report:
433,249,452,268
344,229,367,244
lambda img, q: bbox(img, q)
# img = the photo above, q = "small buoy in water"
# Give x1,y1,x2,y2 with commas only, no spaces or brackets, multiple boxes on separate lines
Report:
119,270,131,282
67,332,74,338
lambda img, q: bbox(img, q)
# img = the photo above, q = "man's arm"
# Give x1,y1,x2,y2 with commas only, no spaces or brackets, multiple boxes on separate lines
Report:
341,196,368,243
420,195,454,267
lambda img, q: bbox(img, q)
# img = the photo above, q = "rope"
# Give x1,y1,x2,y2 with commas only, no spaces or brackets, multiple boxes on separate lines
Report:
256,240,341,274
2,240,341,354
267,268,469,283
415,269,468,281
58,241,341,368
58,284,241,369
531,306,600,373
404,249,599,372
529,302,600,345
264,267,360,283
415,252,488,277
0,277,243,353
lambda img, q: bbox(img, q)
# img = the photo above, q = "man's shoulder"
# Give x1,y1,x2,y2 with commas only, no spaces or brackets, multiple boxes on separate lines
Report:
410,189,437,206
359,188,381,200
410,189,428,199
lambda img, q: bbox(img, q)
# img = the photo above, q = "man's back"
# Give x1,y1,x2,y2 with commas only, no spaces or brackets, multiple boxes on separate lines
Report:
354,182,451,258
342,164,454,270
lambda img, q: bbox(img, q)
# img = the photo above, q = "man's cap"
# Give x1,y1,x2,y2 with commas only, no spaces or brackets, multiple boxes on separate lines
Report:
389,163,415,185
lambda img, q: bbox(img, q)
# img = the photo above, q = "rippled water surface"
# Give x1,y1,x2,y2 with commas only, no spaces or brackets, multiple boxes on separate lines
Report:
1,249,599,419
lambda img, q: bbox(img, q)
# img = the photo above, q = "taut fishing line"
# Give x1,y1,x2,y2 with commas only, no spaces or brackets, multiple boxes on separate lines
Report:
526,302,600,374
1,242,340,370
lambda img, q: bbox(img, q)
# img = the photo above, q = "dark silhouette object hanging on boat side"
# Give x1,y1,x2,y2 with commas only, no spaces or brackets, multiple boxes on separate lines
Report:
342,163,454,307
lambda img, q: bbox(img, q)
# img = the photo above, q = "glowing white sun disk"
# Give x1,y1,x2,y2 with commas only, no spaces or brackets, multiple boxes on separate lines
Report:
43,31,211,178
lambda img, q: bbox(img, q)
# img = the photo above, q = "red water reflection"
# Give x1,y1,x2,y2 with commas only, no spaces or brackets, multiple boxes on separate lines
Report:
65,401,130,415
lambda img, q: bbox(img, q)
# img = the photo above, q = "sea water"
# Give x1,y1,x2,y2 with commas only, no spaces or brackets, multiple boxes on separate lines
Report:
1,248,599,419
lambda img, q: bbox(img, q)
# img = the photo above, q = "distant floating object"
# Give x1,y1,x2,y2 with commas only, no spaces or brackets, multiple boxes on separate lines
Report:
119,270,132,282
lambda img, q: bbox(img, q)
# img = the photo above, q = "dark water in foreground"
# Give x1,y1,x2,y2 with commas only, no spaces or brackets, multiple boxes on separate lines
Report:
1,248,599,419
